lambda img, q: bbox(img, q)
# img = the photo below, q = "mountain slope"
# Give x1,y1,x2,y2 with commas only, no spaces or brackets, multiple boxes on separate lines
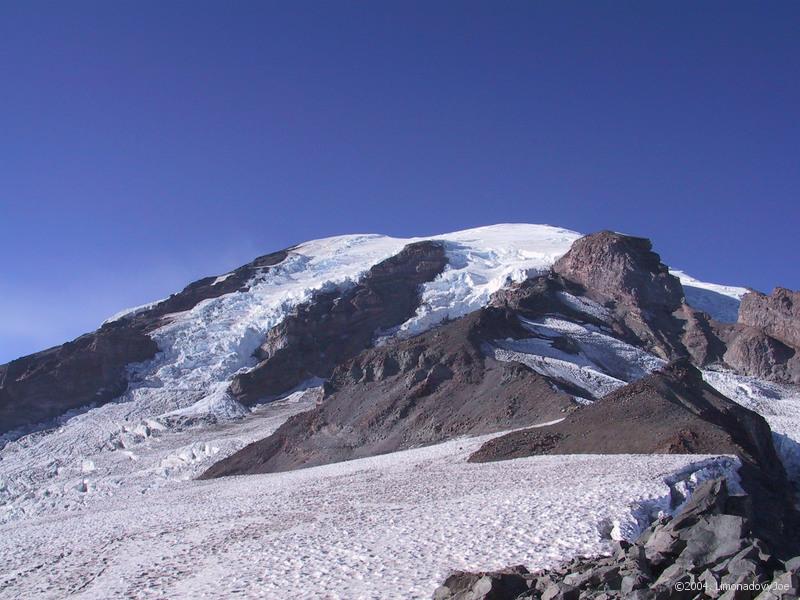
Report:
1,223,799,600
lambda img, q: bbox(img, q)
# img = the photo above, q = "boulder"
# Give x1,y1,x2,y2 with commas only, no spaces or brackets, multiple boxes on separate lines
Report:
432,566,530,600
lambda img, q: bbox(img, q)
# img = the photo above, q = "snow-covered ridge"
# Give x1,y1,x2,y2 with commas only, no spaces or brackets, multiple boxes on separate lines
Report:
0,225,581,523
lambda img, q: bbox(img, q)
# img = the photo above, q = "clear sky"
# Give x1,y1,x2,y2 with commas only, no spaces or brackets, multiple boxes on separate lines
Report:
1,1,798,363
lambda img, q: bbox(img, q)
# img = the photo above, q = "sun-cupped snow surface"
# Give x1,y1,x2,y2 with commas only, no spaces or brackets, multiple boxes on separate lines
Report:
0,385,321,523
671,270,749,323
0,427,737,600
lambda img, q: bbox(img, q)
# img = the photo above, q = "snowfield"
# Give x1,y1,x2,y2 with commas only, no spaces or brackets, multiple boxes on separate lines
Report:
488,315,666,400
0,424,738,600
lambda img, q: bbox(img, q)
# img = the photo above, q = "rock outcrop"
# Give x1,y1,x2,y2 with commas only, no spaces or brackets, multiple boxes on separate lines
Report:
0,328,158,436
200,308,576,478
552,231,684,313
739,288,800,350
724,328,800,385
551,231,729,366
434,479,800,600
722,288,800,385
228,241,448,404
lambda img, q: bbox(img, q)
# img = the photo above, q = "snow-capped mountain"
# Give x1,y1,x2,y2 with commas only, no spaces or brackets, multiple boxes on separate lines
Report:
1,224,798,599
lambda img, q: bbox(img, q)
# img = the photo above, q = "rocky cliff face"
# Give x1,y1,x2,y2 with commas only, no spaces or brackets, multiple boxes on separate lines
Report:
552,231,684,313
739,288,800,349
552,231,717,363
722,288,800,385
0,328,158,436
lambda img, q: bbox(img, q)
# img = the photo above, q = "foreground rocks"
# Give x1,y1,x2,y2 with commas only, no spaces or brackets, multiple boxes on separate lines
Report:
434,479,800,600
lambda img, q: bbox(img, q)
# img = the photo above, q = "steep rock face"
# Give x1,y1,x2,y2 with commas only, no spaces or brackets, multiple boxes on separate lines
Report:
200,308,575,478
718,288,800,385
0,329,158,435
723,327,800,384
552,231,692,360
0,249,288,436
228,241,448,404
739,288,800,349
552,231,683,312
679,306,729,366
495,240,726,372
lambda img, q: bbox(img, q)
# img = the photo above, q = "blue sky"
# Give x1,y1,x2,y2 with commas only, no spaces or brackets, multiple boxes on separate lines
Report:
1,1,798,362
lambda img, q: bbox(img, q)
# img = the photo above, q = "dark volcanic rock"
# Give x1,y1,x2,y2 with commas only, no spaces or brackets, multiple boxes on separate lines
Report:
0,249,288,436
432,566,531,600
723,327,800,385
228,241,448,404
434,479,800,600
720,287,800,385
200,308,576,478
680,306,730,367
0,328,158,436
552,231,684,313
469,359,778,471
739,288,800,350
552,231,709,362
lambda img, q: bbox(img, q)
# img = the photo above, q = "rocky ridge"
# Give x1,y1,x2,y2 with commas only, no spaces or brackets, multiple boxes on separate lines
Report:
201,308,575,477
722,288,800,385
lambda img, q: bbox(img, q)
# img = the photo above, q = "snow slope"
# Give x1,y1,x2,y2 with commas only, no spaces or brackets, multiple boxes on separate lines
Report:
672,270,749,323
702,369,800,485
0,429,737,600
393,224,581,337
489,315,666,400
